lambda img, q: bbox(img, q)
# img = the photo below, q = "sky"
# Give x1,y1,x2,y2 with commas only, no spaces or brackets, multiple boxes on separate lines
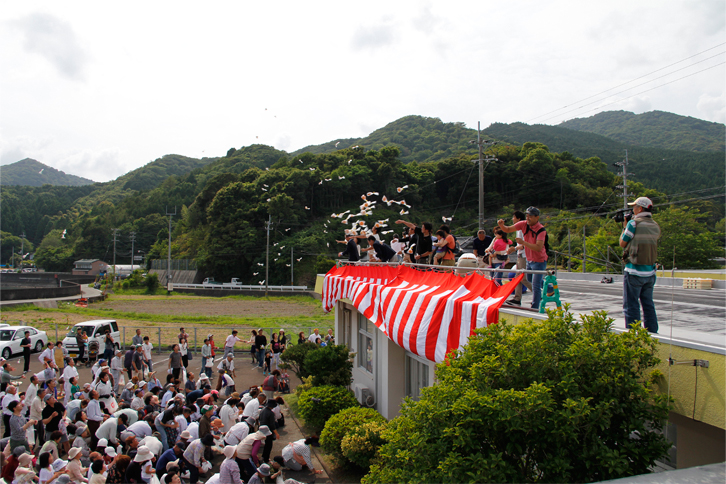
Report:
1,1,724,183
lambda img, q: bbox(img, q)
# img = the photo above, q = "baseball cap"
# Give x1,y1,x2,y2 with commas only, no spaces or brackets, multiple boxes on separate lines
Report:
525,206,540,216
258,463,271,476
627,197,653,209
201,405,214,413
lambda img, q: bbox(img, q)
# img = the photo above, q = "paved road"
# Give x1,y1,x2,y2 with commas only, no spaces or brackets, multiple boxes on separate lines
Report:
513,279,726,347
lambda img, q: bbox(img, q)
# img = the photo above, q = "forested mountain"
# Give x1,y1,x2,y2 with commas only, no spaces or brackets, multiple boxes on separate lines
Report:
482,122,725,194
292,116,480,164
559,111,725,152
0,158,95,186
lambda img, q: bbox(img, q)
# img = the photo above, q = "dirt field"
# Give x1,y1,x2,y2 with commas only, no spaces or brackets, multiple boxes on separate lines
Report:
98,296,323,317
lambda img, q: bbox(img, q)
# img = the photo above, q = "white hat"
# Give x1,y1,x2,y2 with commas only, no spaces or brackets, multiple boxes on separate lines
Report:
258,425,272,437
138,380,147,387
52,458,68,471
69,447,82,460
199,374,209,380
98,438,109,448
258,463,271,476
166,459,180,471
628,197,653,209
134,445,154,462
105,447,117,458
223,445,236,459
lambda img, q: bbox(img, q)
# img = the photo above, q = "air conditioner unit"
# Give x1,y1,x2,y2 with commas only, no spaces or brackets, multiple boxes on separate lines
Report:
353,383,367,405
361,388,376,408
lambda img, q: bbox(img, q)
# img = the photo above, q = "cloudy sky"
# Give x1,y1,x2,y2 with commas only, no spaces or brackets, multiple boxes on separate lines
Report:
1,1,724,182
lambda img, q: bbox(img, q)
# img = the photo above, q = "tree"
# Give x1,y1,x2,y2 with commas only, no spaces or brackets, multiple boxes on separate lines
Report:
653,206,723,269
364,310,671,484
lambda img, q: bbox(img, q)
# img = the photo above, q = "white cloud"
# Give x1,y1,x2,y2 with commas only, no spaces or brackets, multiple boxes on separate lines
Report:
57,148,124,183
350,22,398,51
697,92,726,124
11,12,89,81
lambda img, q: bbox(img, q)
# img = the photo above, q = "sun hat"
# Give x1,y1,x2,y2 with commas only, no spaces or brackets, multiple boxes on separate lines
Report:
245,416,256,425
105,447,117,458
69,447,82,460
98,438,109,448
211,418,223,428
134,445,154,462
126,382,134,390
138,380,147,387
18,453,33,466
166,459,180,471
52,458,68,471
258,425,272,437
199,374,209,380
223,445,236,459
627,196,653,209
75,426,87,437
180,430,192,440
258,463,271,476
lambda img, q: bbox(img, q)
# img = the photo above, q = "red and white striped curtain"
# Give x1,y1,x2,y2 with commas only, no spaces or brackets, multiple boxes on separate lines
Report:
323,265,523,363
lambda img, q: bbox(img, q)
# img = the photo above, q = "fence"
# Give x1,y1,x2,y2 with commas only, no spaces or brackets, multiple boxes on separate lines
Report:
151,259,198,271
51,324,329,356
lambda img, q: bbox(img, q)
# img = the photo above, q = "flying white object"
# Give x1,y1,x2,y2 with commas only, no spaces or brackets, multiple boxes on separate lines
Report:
347,159,352,165
397,185,408,193
305,206,310,210
309,167,316,171
257,263,264,266
253,272,259,276
442,216,453,223
400,209,409,215
335,141,340,147
297,258,302,262
338,176,345,180
367,192,379,196
286,264,291,267
39,169,44,174
261,188,267,191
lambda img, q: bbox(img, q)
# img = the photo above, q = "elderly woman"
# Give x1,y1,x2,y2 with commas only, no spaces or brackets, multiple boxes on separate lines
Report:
9,400,36,451
67,447,89,484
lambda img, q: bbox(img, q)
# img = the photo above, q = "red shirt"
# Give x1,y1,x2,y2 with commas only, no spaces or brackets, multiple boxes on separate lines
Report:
443,235,456,260
513,220,548,262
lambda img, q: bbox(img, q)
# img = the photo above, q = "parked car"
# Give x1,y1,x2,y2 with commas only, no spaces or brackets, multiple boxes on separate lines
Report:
62,320,120,359
0,325,49,360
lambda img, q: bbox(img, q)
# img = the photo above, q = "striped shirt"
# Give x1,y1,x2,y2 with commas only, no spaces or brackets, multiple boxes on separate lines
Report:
219,458,244,484
183,439,205,467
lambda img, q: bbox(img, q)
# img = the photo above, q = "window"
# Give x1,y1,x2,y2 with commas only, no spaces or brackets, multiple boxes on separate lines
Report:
28,329,37,336
342,309,352,348
405,353,430,401
358,314,374,374
13,330,24,340
0,330,13,341
111,321,119,332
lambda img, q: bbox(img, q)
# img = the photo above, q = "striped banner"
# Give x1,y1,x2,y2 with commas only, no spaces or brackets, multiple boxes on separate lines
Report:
323,265,523,363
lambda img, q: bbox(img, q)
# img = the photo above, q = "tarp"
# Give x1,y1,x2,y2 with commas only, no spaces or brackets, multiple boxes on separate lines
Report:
322,265,523,363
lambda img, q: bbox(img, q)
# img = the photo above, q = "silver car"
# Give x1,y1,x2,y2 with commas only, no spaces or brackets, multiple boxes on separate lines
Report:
0,325,49,360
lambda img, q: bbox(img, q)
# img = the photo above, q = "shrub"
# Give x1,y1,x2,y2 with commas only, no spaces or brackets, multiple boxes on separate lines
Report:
314,255,336,275
304,344,353,387
295,375,314,397
321,407,386,464
280,342,318,381
144,273,160,293
341,420,388,469
298,385,359,431
121,280,130,290
363,310,672,484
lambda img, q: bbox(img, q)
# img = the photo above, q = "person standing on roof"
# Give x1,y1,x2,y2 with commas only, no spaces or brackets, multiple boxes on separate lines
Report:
619,197,660,333
505,211,533,306
338,231,360,262
395,220,433,264
497,206,548,309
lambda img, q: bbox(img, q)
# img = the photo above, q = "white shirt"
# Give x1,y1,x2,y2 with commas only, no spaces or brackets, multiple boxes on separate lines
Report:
516,229,526,257
95,417,119,444
111,356,123,371
224,421,250,446
308,333,320,343
38,348,53,364
86,399,103,421
142,343,153,360
131,396,144,410
224,335,241,348
63,366,79,384
2,393,19,415
175,414,188,434
127,420,153,439
25,382,38,410
186,421,199,440
242,398,262,420
218,358,235,372
219,404,237,433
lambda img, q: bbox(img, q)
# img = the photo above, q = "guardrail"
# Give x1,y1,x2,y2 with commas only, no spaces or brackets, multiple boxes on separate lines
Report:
172,284,309,291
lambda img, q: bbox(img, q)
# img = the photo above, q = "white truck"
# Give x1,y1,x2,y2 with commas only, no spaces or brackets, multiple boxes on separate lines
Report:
223,278,243,286
202,277,222,286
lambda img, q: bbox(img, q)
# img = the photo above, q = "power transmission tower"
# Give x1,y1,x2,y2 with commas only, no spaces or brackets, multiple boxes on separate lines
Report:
614,150,631,208
166,207,176,290
475,122,498,230
129,232,136,272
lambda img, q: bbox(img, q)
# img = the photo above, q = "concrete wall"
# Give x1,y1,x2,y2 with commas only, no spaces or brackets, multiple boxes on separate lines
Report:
0,272,96,287
172,288,315,298
0,286,81,301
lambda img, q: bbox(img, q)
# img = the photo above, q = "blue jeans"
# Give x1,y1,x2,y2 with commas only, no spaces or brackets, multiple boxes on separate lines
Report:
155,418,169,453
492,262,505,286
257,349,265,368
623,272,658,333
526,261,547,309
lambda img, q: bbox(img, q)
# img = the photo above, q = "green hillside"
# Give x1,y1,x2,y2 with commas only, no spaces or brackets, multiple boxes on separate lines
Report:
559,110,725,152
482,122,725,194
292,115,481,164
0,158,95,186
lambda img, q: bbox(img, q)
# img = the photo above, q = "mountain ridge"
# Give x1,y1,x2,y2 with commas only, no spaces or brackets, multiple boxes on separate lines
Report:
0,158,96,186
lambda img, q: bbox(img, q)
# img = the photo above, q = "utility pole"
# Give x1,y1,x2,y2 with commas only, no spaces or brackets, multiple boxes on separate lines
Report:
475,122,498,230
20,232,25,268
582,226,587,273
614,150,630,208
290,246,294,286
129,232,136,272
265,215,271,297
166,207,176,291
112,229,119,281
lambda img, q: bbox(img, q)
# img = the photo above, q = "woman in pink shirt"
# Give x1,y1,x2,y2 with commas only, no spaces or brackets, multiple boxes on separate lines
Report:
486,229,512,285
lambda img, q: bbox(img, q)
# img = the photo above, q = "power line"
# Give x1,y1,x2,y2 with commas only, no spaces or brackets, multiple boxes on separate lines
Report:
527,42,726,123
542,61,726,124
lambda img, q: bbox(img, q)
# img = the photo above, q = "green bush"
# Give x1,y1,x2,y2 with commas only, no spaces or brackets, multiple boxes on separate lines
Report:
298,385,359,431
121,280,130,290
314,255,336,275
304,344,353,387
144,273,160,293
321,407,386,464
295,375,314,397
341,420,388,469
363,310,672,484
280,342,318,381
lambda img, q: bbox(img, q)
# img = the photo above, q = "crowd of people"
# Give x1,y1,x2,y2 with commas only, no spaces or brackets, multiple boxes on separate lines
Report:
0,327,333,484
336,206,550,309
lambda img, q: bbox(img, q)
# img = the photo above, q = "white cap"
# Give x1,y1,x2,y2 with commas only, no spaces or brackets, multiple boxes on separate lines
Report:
627,197,653,209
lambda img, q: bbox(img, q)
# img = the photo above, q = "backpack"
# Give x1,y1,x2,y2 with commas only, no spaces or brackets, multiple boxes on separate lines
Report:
444,234,464,257
523,225,550,254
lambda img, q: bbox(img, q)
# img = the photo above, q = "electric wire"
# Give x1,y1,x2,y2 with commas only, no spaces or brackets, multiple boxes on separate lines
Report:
527,42,726,123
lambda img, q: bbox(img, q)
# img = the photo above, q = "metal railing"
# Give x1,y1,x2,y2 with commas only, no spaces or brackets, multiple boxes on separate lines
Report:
336,259,554,276
172,284,308,291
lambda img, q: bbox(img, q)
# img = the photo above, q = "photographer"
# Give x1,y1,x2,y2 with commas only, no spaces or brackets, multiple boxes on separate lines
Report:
619,197,660,333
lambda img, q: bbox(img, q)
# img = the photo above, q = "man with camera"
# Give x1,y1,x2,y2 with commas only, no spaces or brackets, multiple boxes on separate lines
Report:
619,197,660,333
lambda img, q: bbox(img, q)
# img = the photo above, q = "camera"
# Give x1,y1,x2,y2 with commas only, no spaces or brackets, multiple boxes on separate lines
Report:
613,209,632,224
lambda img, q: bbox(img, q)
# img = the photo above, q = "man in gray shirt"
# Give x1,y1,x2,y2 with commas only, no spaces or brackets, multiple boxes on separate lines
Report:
132,329,143,346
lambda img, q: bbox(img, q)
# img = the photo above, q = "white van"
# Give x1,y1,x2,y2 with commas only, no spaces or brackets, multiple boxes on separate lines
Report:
62,319,120,358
